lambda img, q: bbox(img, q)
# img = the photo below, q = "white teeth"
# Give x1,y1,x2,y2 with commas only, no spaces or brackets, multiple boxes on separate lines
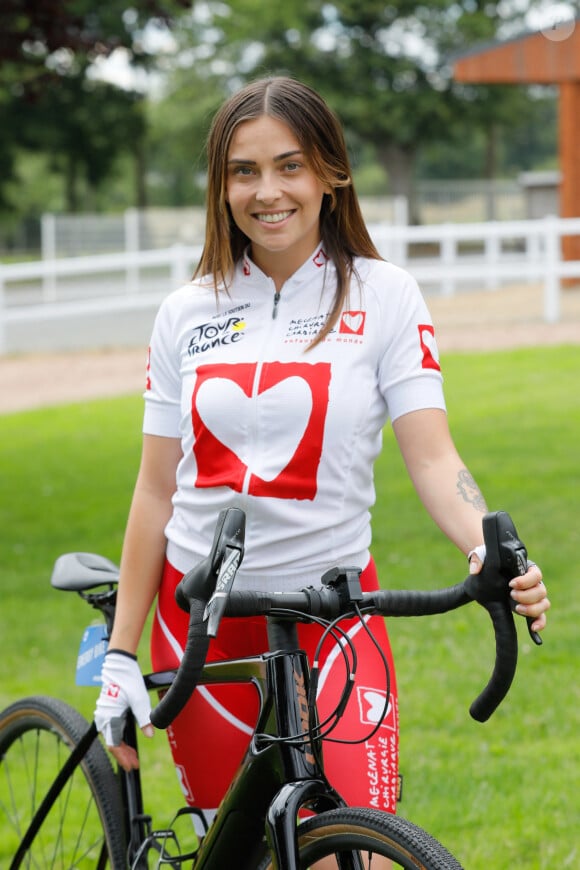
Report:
256,211,292,223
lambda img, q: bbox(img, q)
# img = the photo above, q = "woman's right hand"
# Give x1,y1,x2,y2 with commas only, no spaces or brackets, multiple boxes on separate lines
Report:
94,650,154,771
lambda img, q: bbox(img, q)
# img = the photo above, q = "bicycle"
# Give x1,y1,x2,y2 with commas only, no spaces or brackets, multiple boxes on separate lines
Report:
0,508,542,869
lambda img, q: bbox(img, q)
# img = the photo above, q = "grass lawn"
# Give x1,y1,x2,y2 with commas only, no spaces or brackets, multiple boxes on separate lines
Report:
1,344,578,868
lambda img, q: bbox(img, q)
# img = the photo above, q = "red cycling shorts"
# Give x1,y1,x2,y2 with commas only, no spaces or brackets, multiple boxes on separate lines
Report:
150,558,399,814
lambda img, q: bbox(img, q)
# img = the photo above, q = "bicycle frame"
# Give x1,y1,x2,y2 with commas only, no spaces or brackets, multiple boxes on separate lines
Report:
23,509,529,868
125,617,345,869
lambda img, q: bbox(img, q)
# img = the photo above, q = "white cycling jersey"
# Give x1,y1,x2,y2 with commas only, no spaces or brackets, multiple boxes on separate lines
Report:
143,246,446,590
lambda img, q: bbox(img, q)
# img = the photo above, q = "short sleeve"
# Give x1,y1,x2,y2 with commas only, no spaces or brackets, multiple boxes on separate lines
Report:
142,297,183,438
376,267,446,422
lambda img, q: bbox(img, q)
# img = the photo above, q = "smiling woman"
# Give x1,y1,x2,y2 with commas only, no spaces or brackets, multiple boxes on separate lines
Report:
91,76,550,858
198,76,366,348
225,116,330,284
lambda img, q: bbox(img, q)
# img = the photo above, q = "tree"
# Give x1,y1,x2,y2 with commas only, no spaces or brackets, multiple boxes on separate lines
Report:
0,1,191,93
164,0,550,221
282,1,548,219
14,76,147,212
0,0,189,214
146,71,226,206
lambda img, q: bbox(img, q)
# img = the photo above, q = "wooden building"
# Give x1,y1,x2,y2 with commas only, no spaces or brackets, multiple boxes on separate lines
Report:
452,19,580,260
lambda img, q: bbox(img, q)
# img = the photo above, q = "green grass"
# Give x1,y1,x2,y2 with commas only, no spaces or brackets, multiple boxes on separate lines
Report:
1,345,579,868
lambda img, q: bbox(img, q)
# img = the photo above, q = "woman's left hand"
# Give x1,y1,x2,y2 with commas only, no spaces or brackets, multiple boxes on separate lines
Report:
469,555,551,633
508,563,550,633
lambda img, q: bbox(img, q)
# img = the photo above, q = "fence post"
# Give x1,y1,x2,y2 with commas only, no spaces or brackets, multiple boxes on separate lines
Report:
125,208,140,294
171,243,190,287
0,267,6,354
441,226,456,296
543,215,560,323
392,196,408,266
484,230,501,290
392,195,408,226
41,213,57,302
527,225,541,266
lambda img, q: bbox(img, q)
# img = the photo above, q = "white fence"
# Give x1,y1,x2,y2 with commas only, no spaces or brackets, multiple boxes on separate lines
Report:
0,178,552,259
368,214,580,321
1,215,579,355
37,198,408,260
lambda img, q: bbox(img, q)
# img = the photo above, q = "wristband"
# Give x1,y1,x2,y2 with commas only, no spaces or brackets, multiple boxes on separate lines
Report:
106,648,137,661
467,544,486,564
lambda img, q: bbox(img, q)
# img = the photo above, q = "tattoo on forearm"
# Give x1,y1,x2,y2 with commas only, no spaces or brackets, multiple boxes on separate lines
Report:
456,469,487,512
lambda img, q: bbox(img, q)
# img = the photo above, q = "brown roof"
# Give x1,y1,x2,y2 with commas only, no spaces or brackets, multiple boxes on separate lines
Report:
453,20,580,83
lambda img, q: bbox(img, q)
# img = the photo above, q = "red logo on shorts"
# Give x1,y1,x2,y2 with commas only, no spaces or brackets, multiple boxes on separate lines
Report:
191,361,331,500
175,764,195,803
356,686,397,732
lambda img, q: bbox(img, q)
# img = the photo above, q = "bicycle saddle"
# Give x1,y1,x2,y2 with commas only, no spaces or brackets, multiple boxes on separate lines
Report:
50,552,120,592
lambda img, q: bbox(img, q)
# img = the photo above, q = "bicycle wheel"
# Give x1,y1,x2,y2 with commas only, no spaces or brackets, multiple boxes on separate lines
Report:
0,695,126,869
257,806,463,869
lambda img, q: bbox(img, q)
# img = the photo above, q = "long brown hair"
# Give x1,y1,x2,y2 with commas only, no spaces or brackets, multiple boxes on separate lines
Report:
195,76,382,346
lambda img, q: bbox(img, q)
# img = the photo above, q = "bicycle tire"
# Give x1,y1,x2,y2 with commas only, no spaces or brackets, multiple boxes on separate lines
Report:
0,695,126,869
257,806,463,869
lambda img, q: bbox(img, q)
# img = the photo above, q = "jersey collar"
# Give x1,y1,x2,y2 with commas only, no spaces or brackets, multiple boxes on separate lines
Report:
237,245,332,290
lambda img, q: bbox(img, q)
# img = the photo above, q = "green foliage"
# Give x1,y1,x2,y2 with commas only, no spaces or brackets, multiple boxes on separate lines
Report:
0,344,578,865
153,0,556,212
310,1,552,188
0,0,189,72
13,76,147,212
145,68,226,207
0,0,188,216
0,1,560,227
416,87,558,179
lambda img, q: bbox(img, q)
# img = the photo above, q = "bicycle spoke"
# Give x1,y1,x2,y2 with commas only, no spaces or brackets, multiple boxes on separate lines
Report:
1,698,126,868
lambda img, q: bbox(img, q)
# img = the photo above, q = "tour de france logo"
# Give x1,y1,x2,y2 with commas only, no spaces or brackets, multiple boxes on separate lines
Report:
191,361,332,500
187,317,246,356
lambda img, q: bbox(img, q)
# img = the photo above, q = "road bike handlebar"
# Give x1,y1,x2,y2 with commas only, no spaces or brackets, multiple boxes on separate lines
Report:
150,509,536,730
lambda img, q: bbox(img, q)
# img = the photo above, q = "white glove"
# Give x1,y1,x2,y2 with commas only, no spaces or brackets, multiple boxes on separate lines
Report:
94,651,152,746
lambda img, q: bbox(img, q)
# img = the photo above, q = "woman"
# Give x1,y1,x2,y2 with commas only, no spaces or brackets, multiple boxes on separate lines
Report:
95,76,550,825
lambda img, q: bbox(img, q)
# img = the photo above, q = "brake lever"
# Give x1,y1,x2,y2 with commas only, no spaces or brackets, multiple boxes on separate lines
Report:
204,545,242,637
513,551,542,646
464,511,539,722
175,508,246,612
483,511,542,646
151,509,246,730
